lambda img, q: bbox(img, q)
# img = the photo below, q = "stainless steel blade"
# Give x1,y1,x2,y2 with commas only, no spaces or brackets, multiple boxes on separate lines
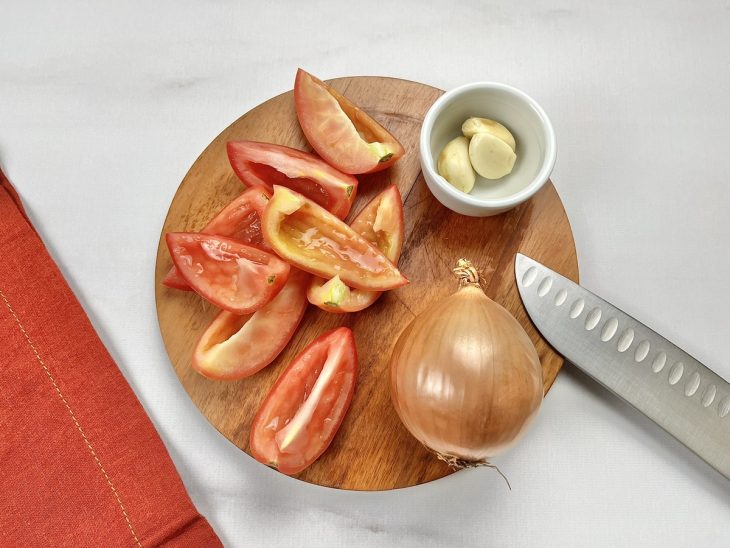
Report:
515,253,730,479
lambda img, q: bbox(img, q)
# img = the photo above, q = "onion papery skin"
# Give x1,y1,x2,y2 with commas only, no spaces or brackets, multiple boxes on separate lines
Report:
390,284,543,464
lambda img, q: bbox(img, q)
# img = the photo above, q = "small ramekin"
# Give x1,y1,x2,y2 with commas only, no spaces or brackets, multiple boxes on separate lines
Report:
419,82,556,217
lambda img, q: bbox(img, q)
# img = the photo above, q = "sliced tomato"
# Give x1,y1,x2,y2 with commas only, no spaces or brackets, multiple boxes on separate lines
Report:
307,276,378,313
192,268,310,380
161,268,194,291
262,186,408,291
166,232,289,314
226,141,357,220
294,69,405,174
250,327,358,475
308,185,404,312
162,186,271,291
349,185,405,258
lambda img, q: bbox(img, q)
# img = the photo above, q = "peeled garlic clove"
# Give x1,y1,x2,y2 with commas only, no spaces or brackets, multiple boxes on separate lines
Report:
468,132,517,180
461,117,516,152
437,136,476,193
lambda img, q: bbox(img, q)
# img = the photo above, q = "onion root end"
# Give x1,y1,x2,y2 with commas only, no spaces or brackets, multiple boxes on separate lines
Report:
433,450,512,490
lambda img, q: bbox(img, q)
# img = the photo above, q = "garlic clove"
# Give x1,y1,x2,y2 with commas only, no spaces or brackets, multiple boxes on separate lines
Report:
468,132,517,180
437,136,476,193
461,117,516,152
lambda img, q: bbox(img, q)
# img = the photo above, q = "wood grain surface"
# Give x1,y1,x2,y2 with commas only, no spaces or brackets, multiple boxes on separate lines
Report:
154,76,579,491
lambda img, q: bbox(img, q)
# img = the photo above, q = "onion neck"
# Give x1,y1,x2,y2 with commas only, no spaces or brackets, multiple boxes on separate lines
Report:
453,258,481,288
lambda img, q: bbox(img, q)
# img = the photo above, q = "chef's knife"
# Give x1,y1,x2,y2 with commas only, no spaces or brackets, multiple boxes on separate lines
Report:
515,253,730,479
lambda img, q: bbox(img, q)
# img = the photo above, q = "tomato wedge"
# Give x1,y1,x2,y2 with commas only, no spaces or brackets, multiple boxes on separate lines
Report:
250,327,358,475
193,268,310,380
227,141,357,220
262,186,408,291
294,69,405,174
162,186,271,291
166,232,289,314
308,185,405,313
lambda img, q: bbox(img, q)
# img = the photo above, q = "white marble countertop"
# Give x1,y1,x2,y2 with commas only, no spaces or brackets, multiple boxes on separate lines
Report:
3,1,729,546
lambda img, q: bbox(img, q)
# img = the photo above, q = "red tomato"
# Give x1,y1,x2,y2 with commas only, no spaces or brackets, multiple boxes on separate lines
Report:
166,232,289,314
262,186,408,291
250,327,358,475
308,185,405,312
227,141,357,220
161,268,194,291
193,268,310,380
162,186,271,291
294,69,405,174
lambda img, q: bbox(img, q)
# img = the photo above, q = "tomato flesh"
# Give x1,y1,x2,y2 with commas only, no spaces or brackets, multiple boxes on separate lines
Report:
227,141,357,220
163,186,271,291
294,69,405,174
166,232,289,314
250,327,358,475
308,185,405,312
262,186,408,291
193,268,310,380
349,185,405,258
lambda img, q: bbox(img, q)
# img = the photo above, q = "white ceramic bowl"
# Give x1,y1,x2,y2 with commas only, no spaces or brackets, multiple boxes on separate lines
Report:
419,82,556,217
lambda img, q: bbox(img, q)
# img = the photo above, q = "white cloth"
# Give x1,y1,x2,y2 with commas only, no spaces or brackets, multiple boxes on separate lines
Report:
2,1,728,546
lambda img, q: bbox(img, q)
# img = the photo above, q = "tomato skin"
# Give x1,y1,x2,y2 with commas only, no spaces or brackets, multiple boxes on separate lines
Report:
262,186,408,291
162,186,271,291
250,327,358,475
294,69,405,174
166,232,290,314
162,268,193,291
308,185,405,312
192,269,310,380
227,141,357,220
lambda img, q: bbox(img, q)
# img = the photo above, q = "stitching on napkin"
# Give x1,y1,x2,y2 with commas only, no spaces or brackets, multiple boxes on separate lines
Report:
0,288,143,548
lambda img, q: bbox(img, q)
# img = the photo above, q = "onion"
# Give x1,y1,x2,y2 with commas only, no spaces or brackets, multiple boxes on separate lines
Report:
390,259,543,473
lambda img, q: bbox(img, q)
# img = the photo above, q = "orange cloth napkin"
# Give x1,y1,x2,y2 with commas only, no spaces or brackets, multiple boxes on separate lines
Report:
0,168,221,547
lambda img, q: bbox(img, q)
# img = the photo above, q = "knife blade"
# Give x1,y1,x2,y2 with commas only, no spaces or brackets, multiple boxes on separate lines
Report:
515,253,730,479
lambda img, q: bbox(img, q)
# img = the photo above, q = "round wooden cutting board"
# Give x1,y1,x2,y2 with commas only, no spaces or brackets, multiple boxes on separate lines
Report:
155,76,578,491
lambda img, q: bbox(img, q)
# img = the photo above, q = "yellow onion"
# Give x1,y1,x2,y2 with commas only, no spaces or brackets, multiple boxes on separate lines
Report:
390,259,543,470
